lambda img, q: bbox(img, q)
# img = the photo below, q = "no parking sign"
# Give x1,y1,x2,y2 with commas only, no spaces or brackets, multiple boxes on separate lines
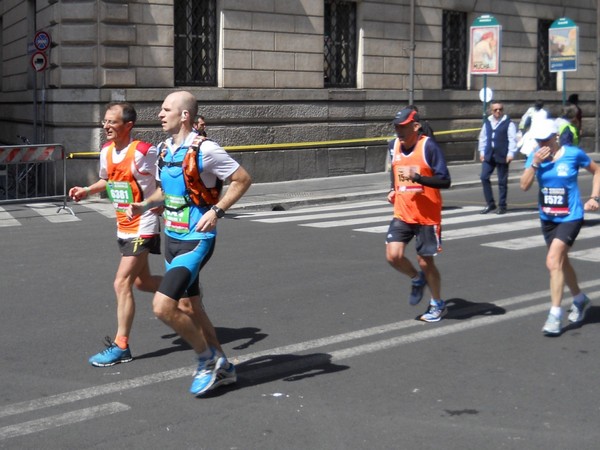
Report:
31,31,51,72
34,31,51,52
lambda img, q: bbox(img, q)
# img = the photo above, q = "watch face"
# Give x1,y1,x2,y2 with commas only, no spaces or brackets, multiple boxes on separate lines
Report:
212,206,225,218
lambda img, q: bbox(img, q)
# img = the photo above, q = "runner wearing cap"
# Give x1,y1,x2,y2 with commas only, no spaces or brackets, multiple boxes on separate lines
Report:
385,107,452,322
520,118,600,336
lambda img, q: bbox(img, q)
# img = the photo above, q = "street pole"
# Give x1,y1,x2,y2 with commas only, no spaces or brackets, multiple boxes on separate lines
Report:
483,75,488,123
408,0,415,105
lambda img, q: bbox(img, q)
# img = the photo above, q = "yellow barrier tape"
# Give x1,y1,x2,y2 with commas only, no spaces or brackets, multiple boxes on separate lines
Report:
67,127,481,159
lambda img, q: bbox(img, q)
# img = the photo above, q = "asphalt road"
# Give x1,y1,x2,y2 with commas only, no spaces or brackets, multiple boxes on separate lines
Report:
2,179,600,449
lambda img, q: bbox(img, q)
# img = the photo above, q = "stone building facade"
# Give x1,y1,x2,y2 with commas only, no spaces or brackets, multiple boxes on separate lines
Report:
0,0,597,183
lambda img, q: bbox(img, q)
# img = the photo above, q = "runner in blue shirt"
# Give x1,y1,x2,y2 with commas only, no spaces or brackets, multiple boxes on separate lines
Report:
129,91,252,396
520,119,600,337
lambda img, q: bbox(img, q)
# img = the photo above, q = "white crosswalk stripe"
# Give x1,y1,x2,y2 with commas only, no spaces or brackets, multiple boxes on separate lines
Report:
76,200,116,218
443,218,539,240
0,206,21,227
0,200,114,227
355,209,536,234
239,202,600,261
569,248,600,261
26,203,80,223
482,225,600,250
237,200,386,218
250,205,391,224
301,206,482,229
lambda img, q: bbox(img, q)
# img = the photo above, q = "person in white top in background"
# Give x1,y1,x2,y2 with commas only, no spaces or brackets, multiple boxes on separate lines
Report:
518,99,549,157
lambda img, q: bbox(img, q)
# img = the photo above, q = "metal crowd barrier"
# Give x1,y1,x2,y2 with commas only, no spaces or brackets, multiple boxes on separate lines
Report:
0,143,73,214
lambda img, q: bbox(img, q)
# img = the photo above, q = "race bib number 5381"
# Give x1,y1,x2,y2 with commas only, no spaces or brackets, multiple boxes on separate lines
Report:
107,181,133,212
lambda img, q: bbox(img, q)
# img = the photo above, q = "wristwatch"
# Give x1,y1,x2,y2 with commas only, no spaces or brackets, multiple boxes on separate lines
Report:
211,205,225,218
591,196,600,203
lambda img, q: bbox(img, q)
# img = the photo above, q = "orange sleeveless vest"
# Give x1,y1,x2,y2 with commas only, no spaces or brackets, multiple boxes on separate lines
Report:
105,140,146,234
391,135,443,225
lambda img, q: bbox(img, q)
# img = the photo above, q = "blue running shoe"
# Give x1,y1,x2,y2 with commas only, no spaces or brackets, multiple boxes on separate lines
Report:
568,295,591,323
419,300,447,322
409,271,427,305
212,358,237,389
89,336,133,367
190,350,219,396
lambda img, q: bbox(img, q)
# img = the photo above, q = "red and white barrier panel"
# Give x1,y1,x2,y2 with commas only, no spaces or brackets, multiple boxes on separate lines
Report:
0,146,56,164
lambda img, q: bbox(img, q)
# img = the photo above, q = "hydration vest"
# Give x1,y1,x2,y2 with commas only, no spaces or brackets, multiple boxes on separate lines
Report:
158,135,222,209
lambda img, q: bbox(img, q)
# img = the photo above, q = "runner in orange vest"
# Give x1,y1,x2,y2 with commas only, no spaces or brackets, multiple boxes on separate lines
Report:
386,107,451,322
69,102,162,366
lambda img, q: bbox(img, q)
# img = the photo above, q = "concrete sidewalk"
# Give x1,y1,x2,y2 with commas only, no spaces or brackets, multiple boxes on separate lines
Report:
231,159,526,211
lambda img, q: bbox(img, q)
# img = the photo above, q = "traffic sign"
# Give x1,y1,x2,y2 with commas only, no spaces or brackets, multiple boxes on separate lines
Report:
34,31,51,52
479,87,493,103
31,51,48,72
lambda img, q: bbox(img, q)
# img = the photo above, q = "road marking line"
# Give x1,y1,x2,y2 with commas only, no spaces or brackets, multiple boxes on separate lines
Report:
0,402,130,441
2,279,600,421
330,303,548,361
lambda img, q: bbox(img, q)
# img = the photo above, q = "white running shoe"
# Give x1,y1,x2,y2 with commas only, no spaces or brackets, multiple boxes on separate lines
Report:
568,295,590,323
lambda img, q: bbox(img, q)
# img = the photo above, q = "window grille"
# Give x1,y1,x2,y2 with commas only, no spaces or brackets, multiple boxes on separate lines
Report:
537,19,556,90
324,0,357,88
174,0,217,86
442,10,467,90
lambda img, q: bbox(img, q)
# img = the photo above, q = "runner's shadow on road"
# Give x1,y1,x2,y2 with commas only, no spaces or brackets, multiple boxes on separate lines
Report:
200,353,349,398
437,297,506,321
561,306,600,334
134,327,269,360
217,327,269,350
583,306,600,323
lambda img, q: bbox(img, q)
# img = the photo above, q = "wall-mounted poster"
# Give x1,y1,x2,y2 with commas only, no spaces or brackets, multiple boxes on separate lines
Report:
549,17,578,72
470,15,501,75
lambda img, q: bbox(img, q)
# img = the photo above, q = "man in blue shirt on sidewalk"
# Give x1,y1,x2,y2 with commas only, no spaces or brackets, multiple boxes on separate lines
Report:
478,101,517,215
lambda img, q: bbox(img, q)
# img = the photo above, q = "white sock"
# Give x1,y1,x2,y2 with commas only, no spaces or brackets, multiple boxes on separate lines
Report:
550,306,562,318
